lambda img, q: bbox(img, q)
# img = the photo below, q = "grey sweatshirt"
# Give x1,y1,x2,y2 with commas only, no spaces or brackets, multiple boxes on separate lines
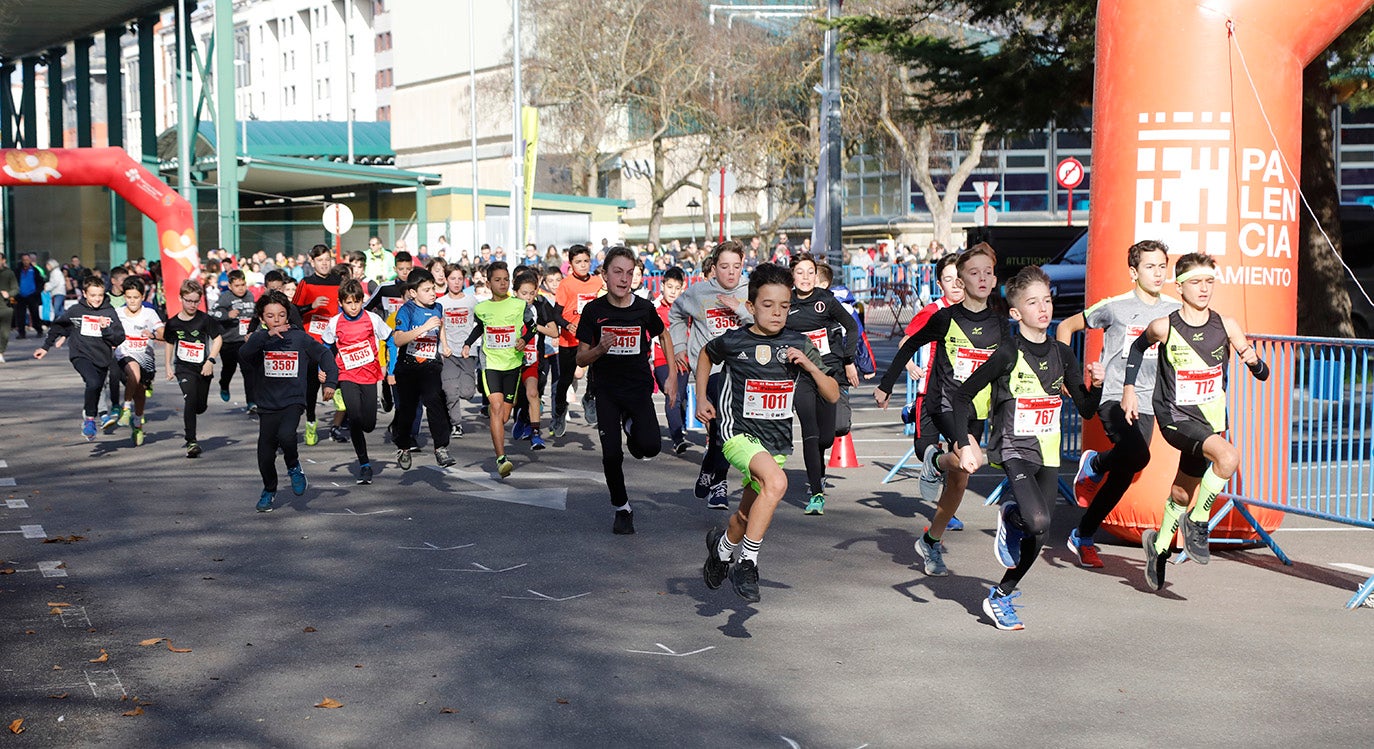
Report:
668,278,753,372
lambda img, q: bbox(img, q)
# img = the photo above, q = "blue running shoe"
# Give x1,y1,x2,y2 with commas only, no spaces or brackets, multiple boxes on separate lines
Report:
1074,449,1104,508
945,515,965,532
995,502,1024,569
983,587,1024,630
288,464,308,496
530,433,547,451
256,491,275,513
512,419,532,441
82,418,98,441
220,387,230,402
900,403,916,425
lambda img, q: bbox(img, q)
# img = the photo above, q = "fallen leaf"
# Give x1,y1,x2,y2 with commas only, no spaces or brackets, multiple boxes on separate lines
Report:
42,535,84,544
47,602,71,607
139,637,166,647
121,706,144,717
49,607,64,615
90,649,109,663
315,698,343,709
166,642,192,653
8,718,22,734
556,698,569,705
51,665,62,671
49,693,68,700
24,629,35,635
0,568,14,575
439,707,457,714
302,627,316,633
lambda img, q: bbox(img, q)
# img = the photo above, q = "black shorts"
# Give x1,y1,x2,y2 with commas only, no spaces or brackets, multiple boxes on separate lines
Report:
481,368,521,403
1158,417,1218,478
932,411,985,448
1099,401,1155,448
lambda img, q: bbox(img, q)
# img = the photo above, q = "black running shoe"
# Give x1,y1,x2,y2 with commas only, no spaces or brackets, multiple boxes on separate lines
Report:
1142,530,1169,591
702,528,730,590
397,448,412,471
186,441,202,459
674,439,690,455
694,470,713,499
1181,518,1211,565
357,464,373,485
729,559,761,602
612,508,635,535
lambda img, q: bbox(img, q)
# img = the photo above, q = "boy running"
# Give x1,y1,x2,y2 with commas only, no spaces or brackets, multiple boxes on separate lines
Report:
292,244,342,445
163,280,223,458
670,241,752,509
463,262,533,477
952,267,1104,630
33,276,126,441
439,264,479,439
112,277,163,445
576,247,677,535
390,270,456,470
322,279,393,484
899,254,964,511
242,290,339,512
512,267,559,450
1055,240,1179,568
652,267,690,455
553,244,605,434
1122,252,1270,591
211,269,259,408
698,263,837,601
874,243,1005,576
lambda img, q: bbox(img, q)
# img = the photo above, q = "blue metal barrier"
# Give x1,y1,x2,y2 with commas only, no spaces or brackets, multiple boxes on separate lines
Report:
1206,334,1374,608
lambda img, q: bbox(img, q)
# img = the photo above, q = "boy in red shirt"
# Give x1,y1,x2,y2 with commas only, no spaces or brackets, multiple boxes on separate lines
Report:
291,244,342,445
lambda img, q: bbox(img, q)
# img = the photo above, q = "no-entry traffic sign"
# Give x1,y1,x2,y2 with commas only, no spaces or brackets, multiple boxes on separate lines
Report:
1056,157,1085,189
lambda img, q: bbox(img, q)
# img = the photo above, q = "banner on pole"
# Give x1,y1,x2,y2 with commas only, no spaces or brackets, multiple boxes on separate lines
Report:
521,106,539,242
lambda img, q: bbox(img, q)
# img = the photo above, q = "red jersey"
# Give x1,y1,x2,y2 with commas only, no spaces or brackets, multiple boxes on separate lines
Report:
904,296,954,395
293,274,342,342
555,272,604,348
651,296,672,368
321,310,392,385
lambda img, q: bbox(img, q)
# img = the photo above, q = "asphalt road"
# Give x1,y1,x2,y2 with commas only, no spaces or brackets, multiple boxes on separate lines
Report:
1,333,1372,747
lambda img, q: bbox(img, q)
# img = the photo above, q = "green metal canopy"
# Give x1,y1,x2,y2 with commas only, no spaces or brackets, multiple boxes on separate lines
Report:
158,121,397,165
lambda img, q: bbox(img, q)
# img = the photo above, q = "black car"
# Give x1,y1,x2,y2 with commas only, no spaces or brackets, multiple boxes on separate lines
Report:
1042,230,1088,319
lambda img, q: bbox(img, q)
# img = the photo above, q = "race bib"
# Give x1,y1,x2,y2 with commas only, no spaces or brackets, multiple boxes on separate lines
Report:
485,325,516,350
1121,325,1158,360
805,328,831,357
264,350,299,379
238,318,250,337
124,335,148,353
706,306,740,336
307,318,329,336
1013,396,1062,436
176,340,205,364
80,315,104,337
1176,365,1222,406
444,308,470,327
604,326,641,356
339,340,376,370
952,346,994,382
409,335,438,361
524,340,539,366
743,379,795,420
576,293,597,314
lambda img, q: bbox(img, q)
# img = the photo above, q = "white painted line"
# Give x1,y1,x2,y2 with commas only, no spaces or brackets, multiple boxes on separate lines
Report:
38,561,67,578
625,643,716,657
330,482,340,487
848,438,915,443
0,478,16,487
439,562,527,573
321,508,394,516
84,669,127,699
399,542,475,551
5,499,28,509
1274,527,1374,532
58,606,91,628
0,460,8,468
1330,562,1374,575
305,459,318,464
21,524,44,538
501,589,591,602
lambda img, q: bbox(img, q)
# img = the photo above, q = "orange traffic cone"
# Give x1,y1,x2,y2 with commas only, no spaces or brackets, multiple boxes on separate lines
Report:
828,433,863,468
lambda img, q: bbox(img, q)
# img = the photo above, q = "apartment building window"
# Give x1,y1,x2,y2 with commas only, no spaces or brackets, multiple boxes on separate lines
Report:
375,32,391,52
373,1,386,14
315,41,328,63
377,105,390,121
376,68,392,88
234,28,251,87
317,78,330,100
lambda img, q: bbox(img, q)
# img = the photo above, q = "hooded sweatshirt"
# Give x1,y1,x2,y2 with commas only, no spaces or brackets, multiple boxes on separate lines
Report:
42,299,126,368
668,278,753,373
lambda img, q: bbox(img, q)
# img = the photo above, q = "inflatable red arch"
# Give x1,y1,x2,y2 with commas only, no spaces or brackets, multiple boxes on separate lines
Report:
0,146,199,317
1087,0,1373,542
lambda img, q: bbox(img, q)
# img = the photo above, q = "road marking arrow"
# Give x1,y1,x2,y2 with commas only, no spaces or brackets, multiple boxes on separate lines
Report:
502,589,591,602
398,542,475,551
625,643,716,657
321,508,394,516
439,562,528,573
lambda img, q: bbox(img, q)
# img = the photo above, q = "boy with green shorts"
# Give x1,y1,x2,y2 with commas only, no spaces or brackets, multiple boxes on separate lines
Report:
697,263,839,602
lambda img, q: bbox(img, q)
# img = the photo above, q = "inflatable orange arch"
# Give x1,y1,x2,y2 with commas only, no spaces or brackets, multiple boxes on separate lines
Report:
1086,0,1373,543
0,147,200,317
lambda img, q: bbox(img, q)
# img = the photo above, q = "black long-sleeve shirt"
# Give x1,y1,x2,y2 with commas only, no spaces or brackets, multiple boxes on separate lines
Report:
42,300,125,368
240,328,339,412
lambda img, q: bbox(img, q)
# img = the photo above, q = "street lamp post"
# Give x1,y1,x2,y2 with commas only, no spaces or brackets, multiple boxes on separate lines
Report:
687,196,700,245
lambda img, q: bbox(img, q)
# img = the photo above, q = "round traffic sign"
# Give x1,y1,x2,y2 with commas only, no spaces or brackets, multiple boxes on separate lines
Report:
322,203,355,235
1056,157,1085,190
707,169,738,198
972,204,998,227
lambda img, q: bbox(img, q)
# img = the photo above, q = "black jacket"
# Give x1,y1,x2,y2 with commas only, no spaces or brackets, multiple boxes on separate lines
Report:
240,328,339,412
42,300,125,368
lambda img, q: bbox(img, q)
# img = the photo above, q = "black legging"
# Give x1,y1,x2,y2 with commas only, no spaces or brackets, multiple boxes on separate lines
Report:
698,372,729,482
653,362,687,443
1077,403,1154,538
219,341,250,401
593,385,662,507
72,358,109,418
997,458,1059,596
257,404,303,492
13,293,42,337
394,366,450,451
794,372,839,496
176,368,212,442
304,365,322,422
340,381,379,465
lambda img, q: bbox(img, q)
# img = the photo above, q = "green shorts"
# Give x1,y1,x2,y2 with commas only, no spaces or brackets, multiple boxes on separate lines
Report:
722,434,787,494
